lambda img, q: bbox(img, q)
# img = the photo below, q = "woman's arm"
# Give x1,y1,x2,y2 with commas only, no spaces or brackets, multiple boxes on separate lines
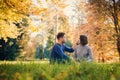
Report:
88,47,94,61
74,47,77,59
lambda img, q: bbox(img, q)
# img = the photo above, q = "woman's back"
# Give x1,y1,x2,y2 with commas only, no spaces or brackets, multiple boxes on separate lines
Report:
74,45,94,61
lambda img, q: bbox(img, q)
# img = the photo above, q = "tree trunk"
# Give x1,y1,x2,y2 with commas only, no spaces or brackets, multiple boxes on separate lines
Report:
117,37,120,61
112,0,120,61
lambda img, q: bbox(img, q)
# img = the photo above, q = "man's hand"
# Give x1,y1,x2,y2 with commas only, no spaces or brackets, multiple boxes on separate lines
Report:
72,40,80,50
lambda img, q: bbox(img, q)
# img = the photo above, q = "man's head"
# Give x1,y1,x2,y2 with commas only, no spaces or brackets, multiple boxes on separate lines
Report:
57,32,66,43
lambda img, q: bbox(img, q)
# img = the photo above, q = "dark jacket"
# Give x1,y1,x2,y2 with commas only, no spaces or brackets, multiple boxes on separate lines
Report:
50,43,74,63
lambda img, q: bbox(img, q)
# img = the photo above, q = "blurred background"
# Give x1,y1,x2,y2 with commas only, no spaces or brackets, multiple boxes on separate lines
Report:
0,0,120,63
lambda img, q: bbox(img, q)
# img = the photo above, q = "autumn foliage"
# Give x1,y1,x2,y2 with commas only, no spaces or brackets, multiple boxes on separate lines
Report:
0,0,120,62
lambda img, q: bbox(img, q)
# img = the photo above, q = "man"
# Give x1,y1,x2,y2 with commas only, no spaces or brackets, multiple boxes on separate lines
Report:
50,32,74,63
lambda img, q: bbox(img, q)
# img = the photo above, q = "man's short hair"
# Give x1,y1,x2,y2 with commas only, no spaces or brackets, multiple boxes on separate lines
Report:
57,32,65,39
80,35,88,46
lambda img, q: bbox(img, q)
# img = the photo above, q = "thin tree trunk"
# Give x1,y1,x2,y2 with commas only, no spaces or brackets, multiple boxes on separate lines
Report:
117,37,120,61
113,0,120,61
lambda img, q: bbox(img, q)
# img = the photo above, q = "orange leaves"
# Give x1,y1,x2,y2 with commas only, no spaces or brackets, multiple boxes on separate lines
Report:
31,7,47,15
6,0,32,14
57,2,68,8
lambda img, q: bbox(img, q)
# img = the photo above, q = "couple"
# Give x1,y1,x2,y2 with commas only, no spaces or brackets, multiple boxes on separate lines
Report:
50,32,94,63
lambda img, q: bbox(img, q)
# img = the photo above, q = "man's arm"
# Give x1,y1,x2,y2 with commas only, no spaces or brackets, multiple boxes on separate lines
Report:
54,45,69,59
64,45,74,53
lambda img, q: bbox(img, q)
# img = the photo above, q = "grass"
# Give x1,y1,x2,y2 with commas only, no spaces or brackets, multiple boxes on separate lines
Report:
0,61,120,80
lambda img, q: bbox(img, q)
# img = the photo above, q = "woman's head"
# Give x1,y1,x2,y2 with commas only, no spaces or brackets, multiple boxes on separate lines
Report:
79,35,88,46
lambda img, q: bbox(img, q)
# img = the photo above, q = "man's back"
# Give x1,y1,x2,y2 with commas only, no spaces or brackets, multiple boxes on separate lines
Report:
74,45,94,61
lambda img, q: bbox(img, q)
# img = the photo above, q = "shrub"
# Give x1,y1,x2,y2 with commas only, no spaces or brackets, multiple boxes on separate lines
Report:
0,61,119,80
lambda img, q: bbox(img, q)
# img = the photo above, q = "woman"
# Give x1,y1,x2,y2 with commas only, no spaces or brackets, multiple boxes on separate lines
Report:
74,35,94,62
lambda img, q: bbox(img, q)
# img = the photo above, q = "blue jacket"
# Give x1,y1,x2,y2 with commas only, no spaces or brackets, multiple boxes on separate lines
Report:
50,43,74,63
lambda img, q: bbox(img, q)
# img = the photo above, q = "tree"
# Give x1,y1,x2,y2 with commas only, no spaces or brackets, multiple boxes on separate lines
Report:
0,0,32,41
44,29,54,58
0,0,47,60
88,0,120,61
0,38,22,60
0,18,30,60
0,0,45,41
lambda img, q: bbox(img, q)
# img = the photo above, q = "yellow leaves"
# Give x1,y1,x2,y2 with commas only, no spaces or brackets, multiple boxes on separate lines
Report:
5,0,32,14
29,25,43,32
51,0,67,8
0,0,68,42
110,74,116,80
0,20,19,42
15,72,20,78
0,9,27,23
54,71,69,80
51,0,64,4
29,26,39,32
0,0,37,42
39,72,46,79
51,0,57,4
0,0,32,15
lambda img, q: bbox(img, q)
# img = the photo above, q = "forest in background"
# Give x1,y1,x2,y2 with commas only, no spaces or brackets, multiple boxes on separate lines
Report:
0,0,120,63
